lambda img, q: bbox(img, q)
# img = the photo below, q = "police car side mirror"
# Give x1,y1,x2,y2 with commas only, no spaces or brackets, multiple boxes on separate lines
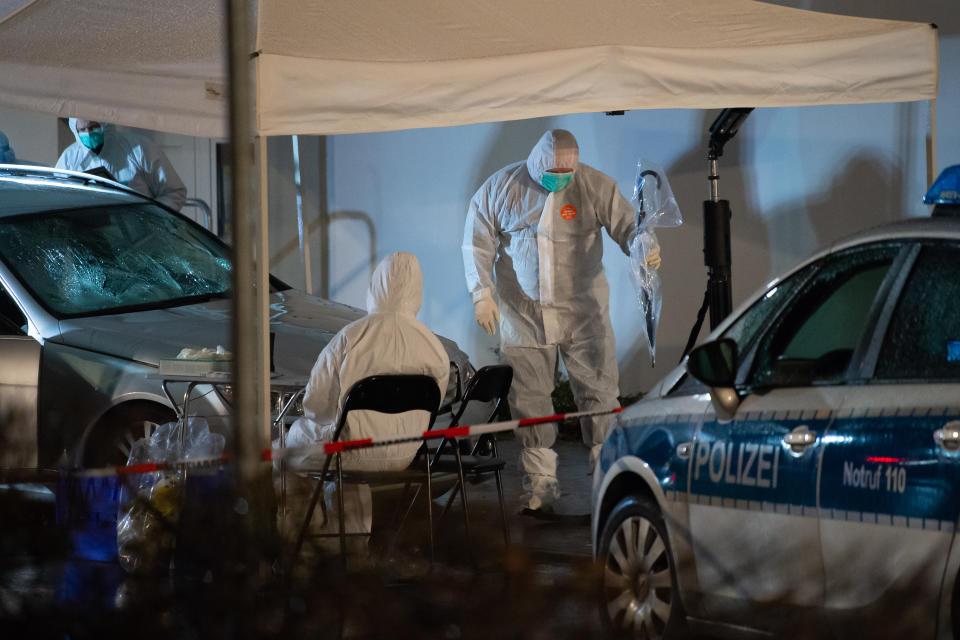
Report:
687,339,741,420
687,339,737,386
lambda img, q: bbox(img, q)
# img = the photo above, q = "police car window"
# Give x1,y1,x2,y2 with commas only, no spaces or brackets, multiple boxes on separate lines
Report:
666,264,812,397
875,243,960,381
721,265,812,356
749,244,899,388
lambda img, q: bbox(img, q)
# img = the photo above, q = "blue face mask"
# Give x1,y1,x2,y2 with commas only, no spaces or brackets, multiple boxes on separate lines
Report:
79,128,104,151
540,170,573,192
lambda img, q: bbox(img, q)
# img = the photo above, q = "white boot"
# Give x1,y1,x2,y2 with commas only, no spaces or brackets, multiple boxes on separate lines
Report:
519,447,560,512
588,444,603,475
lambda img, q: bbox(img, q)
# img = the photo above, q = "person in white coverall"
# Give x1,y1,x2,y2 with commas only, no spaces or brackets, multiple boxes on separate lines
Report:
462,129,660,514
281,251,449,546
56,118,187,212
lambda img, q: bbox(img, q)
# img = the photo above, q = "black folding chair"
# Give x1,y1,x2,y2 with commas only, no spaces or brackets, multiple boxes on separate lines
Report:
290,374,441,568
430,364,513,560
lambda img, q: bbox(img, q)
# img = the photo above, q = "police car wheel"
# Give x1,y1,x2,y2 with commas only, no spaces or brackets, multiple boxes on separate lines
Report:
598,495,683,639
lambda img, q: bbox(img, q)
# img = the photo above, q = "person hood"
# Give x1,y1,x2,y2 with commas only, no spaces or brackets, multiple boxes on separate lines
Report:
67,118,115,145
525,129,579,185
0,131,16,163
365,251,423,316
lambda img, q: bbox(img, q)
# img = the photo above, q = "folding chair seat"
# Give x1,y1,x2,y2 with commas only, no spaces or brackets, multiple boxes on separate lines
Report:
429,364,513,558
290,374,441,568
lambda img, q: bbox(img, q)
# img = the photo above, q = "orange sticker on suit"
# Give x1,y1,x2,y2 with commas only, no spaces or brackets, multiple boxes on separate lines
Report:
560,205,577,220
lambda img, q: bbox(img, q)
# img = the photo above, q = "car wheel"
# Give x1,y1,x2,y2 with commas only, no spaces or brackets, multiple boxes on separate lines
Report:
598,495,684,639
83,403,176,468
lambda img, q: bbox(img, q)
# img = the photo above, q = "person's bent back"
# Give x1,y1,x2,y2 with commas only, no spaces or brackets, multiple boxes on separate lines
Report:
56,118,187,212
286,251,449,471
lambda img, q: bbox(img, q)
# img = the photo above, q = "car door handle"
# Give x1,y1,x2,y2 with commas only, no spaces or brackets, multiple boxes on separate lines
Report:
934,421,960,452
677,442,692,459
783,425,817,452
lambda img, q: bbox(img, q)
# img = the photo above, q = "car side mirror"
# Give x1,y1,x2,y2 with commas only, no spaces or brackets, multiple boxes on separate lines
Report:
687,339,741,420
687,339,737,386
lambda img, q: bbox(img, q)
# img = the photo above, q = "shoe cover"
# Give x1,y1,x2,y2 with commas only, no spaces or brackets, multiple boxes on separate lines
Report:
588,444,603,475
519,447,560,510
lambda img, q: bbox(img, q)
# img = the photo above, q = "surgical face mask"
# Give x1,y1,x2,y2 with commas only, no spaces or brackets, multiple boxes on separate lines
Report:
540,170,573,192
78,128,104,151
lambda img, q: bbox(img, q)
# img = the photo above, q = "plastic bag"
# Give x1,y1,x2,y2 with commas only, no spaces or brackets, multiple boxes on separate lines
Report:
628,158,683,367
116,417,224,575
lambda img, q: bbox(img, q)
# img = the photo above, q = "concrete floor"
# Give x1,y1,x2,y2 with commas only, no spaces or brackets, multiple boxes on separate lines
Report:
439,433,595,562
359,433,605,639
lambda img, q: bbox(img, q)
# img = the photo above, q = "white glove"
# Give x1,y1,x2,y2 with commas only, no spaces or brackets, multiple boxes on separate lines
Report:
474,294,500,335
646,243,662,270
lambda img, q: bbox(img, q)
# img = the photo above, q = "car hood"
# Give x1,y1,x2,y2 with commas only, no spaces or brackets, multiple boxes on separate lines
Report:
54,289,471,379
53,289,364,378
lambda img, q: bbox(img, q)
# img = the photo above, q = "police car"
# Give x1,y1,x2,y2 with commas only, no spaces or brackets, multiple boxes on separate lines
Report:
592,166,960,639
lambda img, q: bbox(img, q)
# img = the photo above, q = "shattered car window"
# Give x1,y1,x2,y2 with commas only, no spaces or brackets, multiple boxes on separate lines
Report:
876,242,960,381
0,204,231,317
721,264,812,357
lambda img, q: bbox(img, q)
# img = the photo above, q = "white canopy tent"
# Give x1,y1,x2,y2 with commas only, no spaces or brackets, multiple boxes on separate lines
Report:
0,0,938,137
0,0,940,476
257,0,938,135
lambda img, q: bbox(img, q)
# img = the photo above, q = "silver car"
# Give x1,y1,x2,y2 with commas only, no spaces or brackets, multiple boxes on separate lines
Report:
593,213,960,638
0,165,475,470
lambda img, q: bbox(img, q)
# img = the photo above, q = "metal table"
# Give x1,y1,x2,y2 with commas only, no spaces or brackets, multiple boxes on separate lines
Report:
148,372,307,517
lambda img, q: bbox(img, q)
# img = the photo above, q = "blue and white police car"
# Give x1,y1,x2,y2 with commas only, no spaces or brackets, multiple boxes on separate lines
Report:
592,166,960,639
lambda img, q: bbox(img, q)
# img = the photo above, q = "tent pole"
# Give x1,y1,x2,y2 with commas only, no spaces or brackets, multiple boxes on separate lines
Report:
291,135,313,294
318,135,330,299
227,0,258,485
927,99,937,187
258,137,271,443
226,0,268,561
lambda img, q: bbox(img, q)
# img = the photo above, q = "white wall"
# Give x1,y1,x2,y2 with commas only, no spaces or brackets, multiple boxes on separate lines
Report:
265,1,958,397
0,105,58,166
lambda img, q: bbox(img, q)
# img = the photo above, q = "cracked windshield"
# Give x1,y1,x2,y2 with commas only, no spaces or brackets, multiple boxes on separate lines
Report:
0,204,231,316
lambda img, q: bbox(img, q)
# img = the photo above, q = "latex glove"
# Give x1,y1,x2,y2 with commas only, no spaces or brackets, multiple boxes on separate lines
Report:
645,243,662,270
474,294,500,335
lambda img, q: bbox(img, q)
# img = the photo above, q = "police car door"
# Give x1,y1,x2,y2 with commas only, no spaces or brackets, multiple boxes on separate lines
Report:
689,241,902,634
817,240,960,638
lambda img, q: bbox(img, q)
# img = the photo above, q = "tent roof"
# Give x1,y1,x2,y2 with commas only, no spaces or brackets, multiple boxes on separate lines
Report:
0,0,228,137
0,0,938,138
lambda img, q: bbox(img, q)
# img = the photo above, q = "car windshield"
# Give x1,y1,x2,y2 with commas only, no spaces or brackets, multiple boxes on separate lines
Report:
0,203,232,317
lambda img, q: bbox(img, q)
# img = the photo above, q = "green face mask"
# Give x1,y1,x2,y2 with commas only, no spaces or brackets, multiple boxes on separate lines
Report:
79,129,104,151
540,170,573,192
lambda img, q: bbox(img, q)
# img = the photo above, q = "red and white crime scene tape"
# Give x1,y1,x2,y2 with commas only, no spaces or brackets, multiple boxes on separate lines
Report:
64,406,625,479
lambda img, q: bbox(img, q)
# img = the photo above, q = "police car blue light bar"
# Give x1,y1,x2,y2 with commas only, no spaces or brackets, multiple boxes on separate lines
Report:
924,164,960,204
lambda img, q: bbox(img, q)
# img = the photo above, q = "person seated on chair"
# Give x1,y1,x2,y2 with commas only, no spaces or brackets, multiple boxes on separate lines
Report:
279,251,449,551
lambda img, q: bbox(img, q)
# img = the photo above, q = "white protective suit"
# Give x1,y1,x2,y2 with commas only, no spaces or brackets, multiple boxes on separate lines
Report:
56,118,187,211
463,129,651,511
282,251,449,538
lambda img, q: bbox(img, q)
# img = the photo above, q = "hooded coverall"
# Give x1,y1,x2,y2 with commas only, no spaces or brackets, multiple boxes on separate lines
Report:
56,118,187,211
463,129,645,511
283,251,450,538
